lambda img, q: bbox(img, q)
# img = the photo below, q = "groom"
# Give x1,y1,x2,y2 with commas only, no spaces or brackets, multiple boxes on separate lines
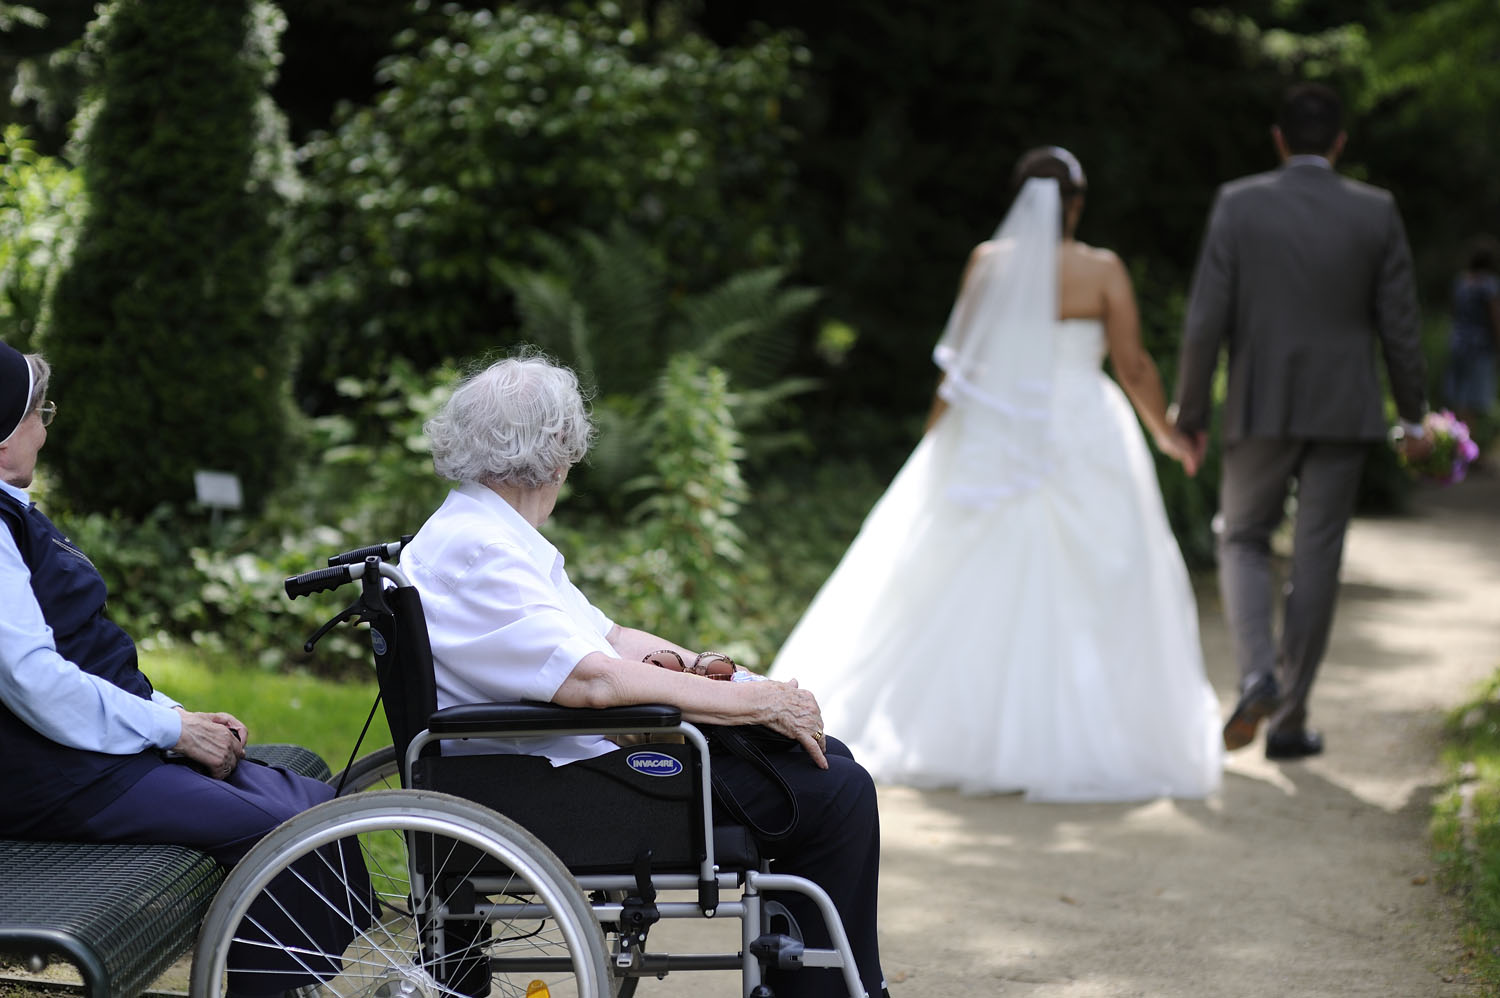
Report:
1171,83,1431,760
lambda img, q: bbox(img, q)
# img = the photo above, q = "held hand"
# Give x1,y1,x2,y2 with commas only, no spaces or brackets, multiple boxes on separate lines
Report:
1153,428,1205,477
760,678,829,769
1187,431,1208,477
1163,406,1208,478
1153,429,1189,463
203,711,249,747
173,709,246,780
1400,430,1435,464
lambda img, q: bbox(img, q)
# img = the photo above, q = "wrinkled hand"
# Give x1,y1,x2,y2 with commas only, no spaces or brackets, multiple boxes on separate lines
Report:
173,709,248,780
758,678,828,769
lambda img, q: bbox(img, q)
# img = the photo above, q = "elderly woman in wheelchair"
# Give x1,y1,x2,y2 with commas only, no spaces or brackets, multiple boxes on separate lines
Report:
402,352,888,998
197,351,888,998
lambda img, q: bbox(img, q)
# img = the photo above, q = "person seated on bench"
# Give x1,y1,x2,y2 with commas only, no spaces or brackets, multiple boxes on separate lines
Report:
403,351,890,998
0,341,366,995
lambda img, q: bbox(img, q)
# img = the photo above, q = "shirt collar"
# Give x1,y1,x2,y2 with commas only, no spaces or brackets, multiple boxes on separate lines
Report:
0,479,30,507
457,479,560,568
1284,154,1332,170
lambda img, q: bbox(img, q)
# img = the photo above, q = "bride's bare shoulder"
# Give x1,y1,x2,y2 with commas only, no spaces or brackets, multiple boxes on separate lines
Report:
1066,241,1124,270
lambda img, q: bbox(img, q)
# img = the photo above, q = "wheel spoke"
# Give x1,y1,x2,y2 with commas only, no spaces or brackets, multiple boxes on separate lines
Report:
192,791,608,998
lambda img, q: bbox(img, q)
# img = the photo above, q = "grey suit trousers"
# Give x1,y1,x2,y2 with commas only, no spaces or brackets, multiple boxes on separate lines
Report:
1217,437,1369,737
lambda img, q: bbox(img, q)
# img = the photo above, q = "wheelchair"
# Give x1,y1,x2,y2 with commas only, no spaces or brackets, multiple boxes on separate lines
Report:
188,538,867,998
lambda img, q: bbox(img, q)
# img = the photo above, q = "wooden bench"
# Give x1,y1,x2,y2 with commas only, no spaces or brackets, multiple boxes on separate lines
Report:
0,743,331,998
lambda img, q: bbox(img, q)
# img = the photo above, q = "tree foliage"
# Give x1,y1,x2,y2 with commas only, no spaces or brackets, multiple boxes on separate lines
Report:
6,0,1496,594
289,3,808,401
0,124,81,352
499,224,818,511
41,0,296,517
1356,0,1500,286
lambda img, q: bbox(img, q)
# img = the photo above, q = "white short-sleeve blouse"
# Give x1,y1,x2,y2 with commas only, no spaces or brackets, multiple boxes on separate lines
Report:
403,481,618,764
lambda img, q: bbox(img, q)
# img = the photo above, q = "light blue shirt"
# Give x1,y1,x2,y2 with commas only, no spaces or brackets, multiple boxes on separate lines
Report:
0,480,182,754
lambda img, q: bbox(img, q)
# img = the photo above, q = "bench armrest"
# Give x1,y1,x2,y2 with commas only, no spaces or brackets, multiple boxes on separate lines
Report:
428,701,683,735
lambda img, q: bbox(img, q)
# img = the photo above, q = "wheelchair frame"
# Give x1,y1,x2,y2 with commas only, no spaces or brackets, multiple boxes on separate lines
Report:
188,539,867,998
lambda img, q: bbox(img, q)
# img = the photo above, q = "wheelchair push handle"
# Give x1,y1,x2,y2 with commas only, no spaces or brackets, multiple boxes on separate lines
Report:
327,535,411,567
284,565,356,600
284,556,413,602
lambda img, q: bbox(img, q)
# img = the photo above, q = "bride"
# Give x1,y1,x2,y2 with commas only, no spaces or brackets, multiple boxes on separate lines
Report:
770,147,1223,801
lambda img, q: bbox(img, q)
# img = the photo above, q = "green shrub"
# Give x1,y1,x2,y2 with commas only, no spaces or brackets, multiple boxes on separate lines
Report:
551,354,745,651
551,358,887,666
36,360,451,676
41,0,296,518
1433,671,1500,990
501,225,819,512
289,3,808,397
0,124,82,352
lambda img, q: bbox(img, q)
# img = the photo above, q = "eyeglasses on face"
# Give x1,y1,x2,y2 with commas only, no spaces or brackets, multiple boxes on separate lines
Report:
36,401,56,427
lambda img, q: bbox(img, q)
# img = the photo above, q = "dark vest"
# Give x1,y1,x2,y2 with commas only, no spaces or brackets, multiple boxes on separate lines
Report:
0,491,162,835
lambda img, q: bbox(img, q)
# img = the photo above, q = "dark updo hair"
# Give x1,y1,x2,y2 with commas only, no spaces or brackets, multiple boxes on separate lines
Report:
1011,146,1087,200
1011,146,1086,235
1465,235,1499,274
1277,83,1343,155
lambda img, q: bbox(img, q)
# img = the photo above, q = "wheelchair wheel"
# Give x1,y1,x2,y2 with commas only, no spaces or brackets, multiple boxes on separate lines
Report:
190,789,611,998
329,744,400,794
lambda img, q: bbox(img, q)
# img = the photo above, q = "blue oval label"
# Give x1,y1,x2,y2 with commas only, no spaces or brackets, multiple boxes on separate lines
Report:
626,751,684,778
370,629,388,656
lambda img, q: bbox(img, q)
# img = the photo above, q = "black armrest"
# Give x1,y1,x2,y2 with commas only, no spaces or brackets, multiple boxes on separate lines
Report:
428,700,683,735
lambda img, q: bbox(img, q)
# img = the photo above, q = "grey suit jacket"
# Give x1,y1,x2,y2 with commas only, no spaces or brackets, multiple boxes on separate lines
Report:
1174,162,1426,442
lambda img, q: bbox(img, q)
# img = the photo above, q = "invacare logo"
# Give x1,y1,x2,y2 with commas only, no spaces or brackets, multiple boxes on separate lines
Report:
626,751,684,778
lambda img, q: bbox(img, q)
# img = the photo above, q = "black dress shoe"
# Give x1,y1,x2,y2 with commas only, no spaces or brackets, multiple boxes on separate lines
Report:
1265,729,1323,760
1222,671,1279,751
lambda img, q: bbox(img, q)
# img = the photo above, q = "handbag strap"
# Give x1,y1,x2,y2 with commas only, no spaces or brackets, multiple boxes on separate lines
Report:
706,726,800,843
638,652,798,840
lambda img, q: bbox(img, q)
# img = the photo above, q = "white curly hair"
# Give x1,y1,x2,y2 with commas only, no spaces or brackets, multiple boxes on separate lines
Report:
425,352,595,488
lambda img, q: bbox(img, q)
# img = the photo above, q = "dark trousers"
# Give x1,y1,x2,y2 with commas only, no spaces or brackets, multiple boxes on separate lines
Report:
710,736,884,998
74,756,368,996
1218,438,1369,737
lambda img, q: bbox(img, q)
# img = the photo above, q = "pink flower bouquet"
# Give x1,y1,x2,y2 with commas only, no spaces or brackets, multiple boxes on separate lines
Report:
1392,410,1481,485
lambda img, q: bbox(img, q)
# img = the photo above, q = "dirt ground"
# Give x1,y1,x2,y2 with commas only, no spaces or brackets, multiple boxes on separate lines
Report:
644,466,1500,997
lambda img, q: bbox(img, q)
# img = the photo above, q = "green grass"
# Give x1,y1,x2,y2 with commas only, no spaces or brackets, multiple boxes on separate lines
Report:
142,644,392,775
1433,669,1500,989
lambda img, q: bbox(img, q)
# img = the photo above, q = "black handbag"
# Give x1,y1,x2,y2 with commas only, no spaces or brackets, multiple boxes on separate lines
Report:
643,651,801,841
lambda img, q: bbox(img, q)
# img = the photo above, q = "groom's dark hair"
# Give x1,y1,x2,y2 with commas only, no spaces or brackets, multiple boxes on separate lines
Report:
1277,83,1343,155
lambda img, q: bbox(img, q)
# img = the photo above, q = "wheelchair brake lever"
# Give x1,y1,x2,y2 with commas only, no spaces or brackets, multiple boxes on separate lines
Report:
632,849,657,905
302,601,362,653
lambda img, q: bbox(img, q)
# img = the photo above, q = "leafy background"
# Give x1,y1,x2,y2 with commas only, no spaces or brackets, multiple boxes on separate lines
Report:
1,0,1495,669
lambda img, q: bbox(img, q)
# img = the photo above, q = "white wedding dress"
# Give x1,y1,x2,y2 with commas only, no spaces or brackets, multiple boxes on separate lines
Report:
769,181,1222,802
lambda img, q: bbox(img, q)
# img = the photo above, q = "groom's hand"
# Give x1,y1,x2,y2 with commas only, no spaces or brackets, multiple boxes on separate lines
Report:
1399,431,1434,463
1183,431,1208,477
1156,428,1205,477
